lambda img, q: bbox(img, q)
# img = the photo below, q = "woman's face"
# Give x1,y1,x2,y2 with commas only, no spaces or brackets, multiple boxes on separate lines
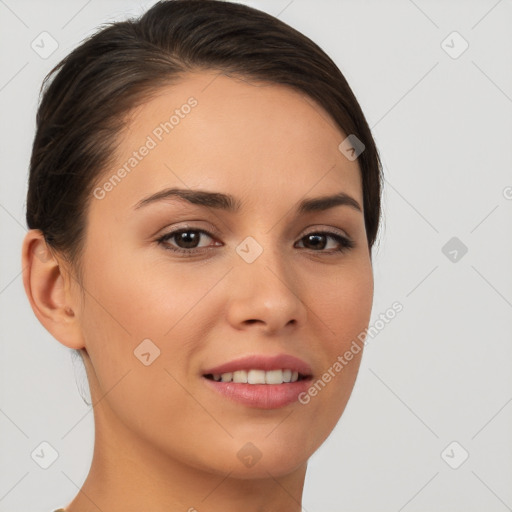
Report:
73,71,374,478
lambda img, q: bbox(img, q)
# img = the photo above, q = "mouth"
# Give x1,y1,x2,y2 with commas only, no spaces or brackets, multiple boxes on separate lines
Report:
201,354,314,409
203,369,311,384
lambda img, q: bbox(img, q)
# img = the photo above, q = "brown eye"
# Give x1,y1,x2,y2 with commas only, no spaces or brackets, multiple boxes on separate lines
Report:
296,231,354,253
157,229,218,254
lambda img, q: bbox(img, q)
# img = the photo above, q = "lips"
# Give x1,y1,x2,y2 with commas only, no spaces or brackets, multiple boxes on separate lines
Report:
201,354,313,409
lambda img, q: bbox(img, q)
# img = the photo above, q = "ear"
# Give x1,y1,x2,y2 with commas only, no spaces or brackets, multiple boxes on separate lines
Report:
21,229,85,350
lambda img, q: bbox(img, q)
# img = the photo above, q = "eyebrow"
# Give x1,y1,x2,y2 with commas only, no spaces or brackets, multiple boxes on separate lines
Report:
133,187,362,214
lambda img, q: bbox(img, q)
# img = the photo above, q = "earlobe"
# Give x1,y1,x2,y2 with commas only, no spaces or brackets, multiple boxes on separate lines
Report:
21,229,85,350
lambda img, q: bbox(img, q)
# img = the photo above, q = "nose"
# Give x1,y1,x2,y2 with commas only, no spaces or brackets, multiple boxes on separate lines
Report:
225,243,308,335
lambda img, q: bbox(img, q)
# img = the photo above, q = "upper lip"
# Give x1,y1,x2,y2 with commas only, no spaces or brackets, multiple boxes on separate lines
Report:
202,353,313,376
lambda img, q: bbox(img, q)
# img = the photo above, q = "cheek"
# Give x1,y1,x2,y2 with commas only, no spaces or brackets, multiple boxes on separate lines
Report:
309,258,374,349
77,253,218,459
81,248,206,340
298,259,373,416
78,249,227,391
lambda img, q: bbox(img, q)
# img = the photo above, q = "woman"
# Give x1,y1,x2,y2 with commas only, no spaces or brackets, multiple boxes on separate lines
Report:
22,0,383,510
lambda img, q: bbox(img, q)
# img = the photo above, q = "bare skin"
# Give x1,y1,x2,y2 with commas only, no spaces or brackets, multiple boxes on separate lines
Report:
22,71,374,512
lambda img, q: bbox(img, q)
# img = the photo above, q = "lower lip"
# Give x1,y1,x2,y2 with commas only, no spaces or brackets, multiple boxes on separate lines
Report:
202,376,312,409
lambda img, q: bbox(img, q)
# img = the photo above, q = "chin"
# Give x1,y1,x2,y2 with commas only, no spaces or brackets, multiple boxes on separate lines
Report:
215,432,318,478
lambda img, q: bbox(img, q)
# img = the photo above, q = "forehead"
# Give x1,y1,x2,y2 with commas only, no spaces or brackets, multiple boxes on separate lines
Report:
93,70,363,215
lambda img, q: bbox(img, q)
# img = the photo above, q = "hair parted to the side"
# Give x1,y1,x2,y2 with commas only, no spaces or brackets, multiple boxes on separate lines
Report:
27,0,383,285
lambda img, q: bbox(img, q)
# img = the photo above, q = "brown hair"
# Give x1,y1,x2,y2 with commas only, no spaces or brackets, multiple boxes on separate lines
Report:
26,0,383,284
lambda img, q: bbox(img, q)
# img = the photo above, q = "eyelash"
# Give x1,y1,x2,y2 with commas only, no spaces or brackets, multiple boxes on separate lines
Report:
156,228,355,256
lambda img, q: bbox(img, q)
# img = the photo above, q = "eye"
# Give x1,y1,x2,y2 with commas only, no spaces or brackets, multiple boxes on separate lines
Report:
157,228,220,255
295,231,355,254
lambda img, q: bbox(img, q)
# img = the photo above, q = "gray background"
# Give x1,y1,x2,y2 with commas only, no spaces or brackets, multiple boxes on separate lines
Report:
1,0,511,511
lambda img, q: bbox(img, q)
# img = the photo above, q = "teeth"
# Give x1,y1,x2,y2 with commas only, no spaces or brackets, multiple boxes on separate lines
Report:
265,369,284,384
248,369,266,384
233,370,248,383
210,369,303,384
